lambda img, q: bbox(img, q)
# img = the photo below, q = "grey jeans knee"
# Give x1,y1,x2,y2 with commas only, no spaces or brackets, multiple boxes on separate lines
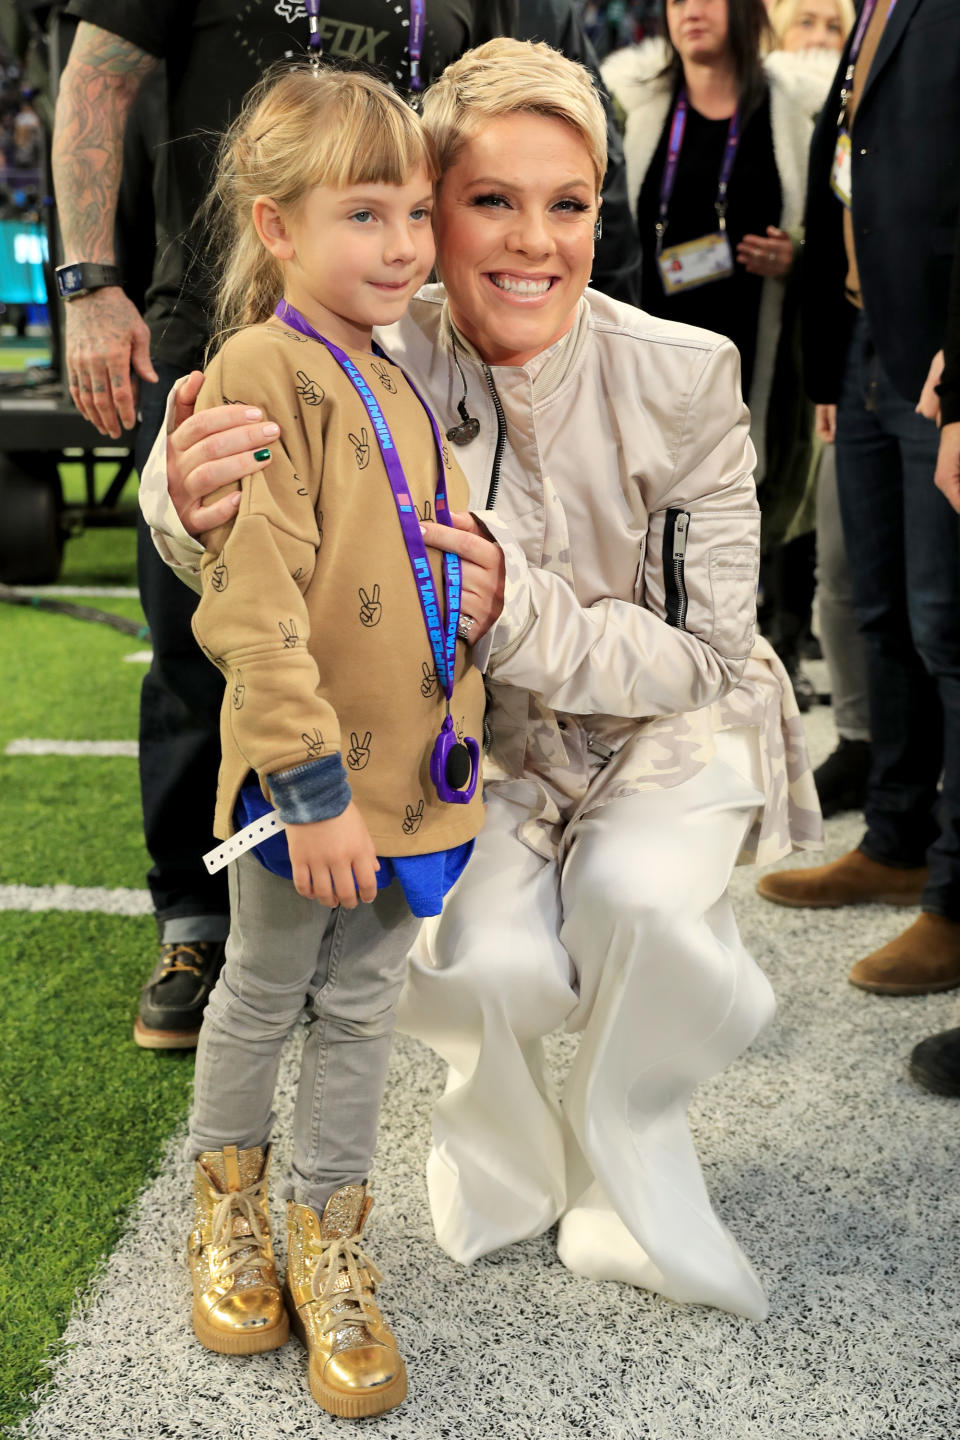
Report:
188,852,421,1212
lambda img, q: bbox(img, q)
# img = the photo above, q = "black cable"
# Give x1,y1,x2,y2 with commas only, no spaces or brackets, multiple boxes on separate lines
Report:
0,582,150,640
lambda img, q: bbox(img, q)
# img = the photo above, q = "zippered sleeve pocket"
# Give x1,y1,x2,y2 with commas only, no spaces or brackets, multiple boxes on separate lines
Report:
645,507,759,661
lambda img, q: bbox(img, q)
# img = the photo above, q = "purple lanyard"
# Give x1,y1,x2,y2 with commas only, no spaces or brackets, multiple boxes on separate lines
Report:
274,300,460,704
656,89,740,255
304,1,426,92
837,0,898,128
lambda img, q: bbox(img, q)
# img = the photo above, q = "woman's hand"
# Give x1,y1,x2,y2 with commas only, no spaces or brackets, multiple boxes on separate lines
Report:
815,404,837,443
167,371,280,538
420,511,505,643
736,226,794,280
935,422,960,514
916,349,945,425
285,801,379,907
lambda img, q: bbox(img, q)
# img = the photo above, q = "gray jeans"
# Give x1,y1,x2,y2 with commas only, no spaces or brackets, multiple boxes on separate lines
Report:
188,853,421,1212
816,444,871,742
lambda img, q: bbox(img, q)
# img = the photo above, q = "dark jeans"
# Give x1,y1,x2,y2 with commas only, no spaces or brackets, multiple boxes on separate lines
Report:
136,362,229,940
835,310,960,918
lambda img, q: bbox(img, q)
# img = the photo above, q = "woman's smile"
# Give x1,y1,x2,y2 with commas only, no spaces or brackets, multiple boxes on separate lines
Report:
432,111,599,367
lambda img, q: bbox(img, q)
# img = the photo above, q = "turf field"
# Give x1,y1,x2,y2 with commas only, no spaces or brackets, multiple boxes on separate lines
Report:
0,477,198,1435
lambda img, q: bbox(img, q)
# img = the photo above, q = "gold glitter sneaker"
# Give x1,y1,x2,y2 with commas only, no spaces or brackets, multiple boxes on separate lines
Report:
188,1143,289,1354
284,1186,407,1417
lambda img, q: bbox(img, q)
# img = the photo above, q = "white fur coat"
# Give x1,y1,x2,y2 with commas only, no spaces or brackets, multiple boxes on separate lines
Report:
602,40,838,478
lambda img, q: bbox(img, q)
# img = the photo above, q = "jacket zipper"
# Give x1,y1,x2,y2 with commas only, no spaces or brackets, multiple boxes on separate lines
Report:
483,365,507,510
663,508,690,629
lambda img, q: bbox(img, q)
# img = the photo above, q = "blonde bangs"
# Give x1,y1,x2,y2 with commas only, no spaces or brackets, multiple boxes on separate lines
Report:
204,64,435,346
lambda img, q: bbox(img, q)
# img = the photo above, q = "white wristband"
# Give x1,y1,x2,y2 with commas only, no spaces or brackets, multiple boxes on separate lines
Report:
203,808,285,875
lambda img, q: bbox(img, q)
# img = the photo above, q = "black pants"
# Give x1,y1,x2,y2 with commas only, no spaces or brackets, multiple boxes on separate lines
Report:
135,363,229,940
836,311,960,917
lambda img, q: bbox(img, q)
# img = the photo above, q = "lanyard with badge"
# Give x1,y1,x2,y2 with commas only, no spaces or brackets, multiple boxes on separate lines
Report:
655,90,741,296
274,300,480,804
304,0,427,91
831,0,897,208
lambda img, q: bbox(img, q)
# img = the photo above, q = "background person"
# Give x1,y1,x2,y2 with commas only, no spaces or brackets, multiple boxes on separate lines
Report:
52,1,640,1052
909,210,960,1095
143,39,821,1322
768,0,871,818
602,0,824,707
758,0,960,999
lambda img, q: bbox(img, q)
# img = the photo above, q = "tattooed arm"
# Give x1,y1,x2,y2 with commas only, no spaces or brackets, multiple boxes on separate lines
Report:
52,22,159,438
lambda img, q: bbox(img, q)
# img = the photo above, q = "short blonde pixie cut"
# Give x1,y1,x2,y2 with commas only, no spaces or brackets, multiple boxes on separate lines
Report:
421,38,607,197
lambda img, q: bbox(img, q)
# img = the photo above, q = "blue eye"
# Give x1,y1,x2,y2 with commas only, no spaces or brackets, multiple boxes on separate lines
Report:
471,193,510,208
350,210,374,224
410,207,432,222
553,198,590,213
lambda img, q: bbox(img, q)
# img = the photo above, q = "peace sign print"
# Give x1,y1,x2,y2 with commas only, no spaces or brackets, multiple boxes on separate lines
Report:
402,799,424,835
231,670,245,711
211,556,229,592
415,498,433,524
371,360,397,394
302,729,325,760
347,731,372,770
358,585,382,627
279,618,301,648
420,661,439,698
295,370,325,407
349,428,371,469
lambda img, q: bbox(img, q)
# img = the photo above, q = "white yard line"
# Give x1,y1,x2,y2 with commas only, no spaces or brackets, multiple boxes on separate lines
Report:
7,585,139,599
5,739,139,757
0,884,152,915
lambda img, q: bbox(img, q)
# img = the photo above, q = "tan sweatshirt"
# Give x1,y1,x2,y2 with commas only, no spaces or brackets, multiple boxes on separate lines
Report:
192,318,485,854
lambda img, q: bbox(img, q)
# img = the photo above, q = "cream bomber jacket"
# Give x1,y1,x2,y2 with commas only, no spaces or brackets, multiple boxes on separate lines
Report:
141,286,822,866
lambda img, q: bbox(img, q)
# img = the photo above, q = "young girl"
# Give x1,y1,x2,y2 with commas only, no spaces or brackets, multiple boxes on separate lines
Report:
183,67,485,1419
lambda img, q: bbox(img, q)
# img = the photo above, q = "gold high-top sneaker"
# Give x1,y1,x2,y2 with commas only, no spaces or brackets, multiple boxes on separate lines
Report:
284,1185,407,1417
188,1143,289,1354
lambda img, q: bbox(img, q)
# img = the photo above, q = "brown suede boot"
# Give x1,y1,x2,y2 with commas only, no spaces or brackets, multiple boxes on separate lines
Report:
848,914,960,994
756,848,927,909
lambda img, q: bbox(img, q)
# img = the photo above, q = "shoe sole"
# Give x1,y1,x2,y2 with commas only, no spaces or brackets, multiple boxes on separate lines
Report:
849,974,960,995
133,1017,200,1050
285,1286,407,1417
756,887,925,909
908,1060,960,1096
192,1304,289,1355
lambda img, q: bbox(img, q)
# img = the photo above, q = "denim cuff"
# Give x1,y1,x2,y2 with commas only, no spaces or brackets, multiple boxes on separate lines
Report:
268,753,352,824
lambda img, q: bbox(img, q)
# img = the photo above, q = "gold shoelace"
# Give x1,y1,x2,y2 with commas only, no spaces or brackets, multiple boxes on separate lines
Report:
209,1180,271,1281
308,1234,384,1337
160,942,206,978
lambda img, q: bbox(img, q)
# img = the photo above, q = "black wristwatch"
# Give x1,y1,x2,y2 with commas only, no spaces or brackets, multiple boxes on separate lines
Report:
55,262,123,300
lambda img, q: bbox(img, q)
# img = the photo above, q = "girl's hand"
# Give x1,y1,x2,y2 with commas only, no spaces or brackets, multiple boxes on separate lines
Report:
168,371,281,538
419,511,505,643
285,801,380,907
736,226,794,280
815,404,837,443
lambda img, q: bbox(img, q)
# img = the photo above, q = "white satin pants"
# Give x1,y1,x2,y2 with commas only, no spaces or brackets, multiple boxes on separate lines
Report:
396,729,775,1320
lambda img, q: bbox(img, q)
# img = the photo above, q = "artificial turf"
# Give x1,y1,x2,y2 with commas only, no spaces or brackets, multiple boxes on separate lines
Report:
0,514,199,1433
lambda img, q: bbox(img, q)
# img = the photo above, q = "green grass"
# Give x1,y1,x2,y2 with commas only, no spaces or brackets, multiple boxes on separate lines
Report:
0,521,199,1434
0,912,195,1433
0,340,50,371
